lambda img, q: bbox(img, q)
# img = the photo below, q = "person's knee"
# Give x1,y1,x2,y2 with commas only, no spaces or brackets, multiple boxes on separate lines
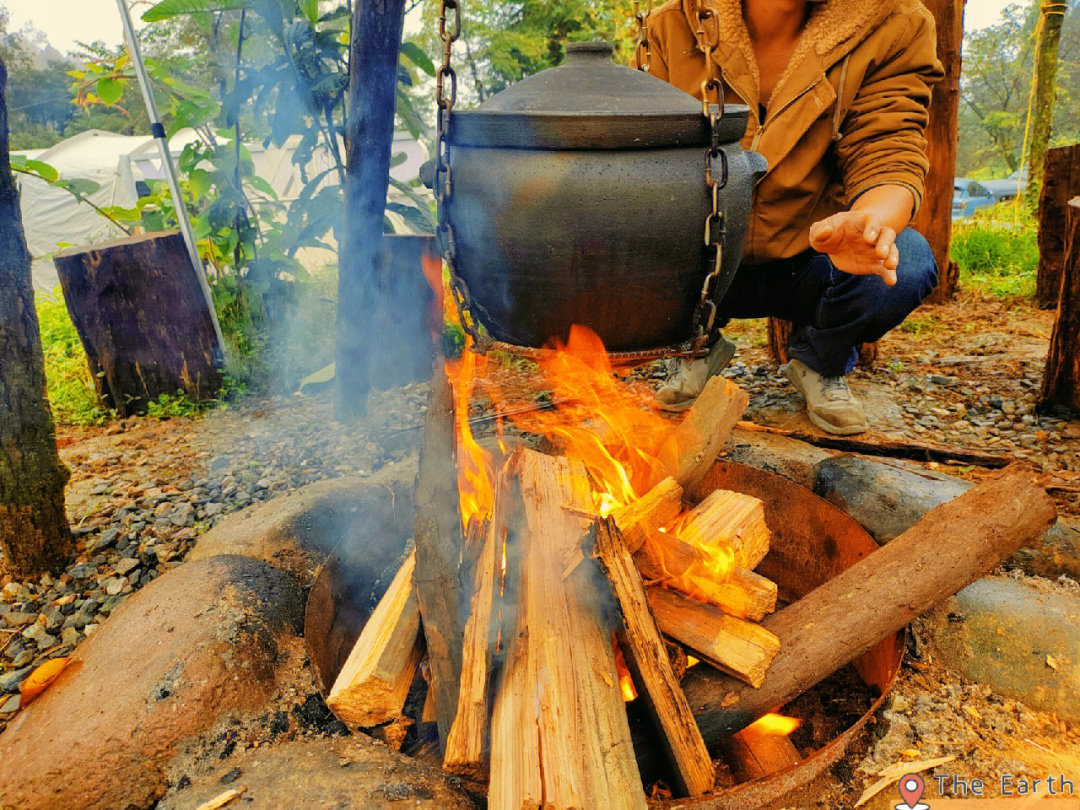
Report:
894,228,938,302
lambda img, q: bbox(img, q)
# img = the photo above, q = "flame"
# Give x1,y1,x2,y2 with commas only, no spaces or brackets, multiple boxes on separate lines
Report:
614,644,638,703
445,338,495,529
747,713,802,736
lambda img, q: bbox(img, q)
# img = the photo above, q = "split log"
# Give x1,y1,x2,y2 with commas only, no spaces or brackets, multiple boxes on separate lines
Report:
721,721,801,782
677,489,770,570
661,376,749,490
648,587,780,688
412,360,467,744
735,420,1012,468
1040,198,1080,411
678,464,1057,748
610,477,684,554
1036,145,1080,307
327,551,423,729
53,231,222,416
489,451,646,810
588,518,714,797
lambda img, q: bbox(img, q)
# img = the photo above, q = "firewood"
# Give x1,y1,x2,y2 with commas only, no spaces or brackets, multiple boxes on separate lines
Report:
489,451,646,810
678,489,770,570
679,464,1058,747
327,551,423,729
648,587,780,688
421,684,436,724
610,477,684,553
443,483,505,779
721,721,801,781
588,518,714,797
660,376,749,490
710,567,778,622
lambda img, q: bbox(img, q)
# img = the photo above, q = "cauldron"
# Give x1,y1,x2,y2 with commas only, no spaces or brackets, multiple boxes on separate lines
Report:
427,41,766,353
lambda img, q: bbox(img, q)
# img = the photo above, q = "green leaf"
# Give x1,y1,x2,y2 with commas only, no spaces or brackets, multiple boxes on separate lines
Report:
298,0,319,24
96,77,124,106
142,0,249,22
22,159,60,183
400,41,436,77
55,178,102,198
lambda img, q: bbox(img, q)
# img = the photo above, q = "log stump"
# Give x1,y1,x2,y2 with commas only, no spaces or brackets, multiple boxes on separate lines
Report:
1040,197,1080,411
1036,145,1080,308
53,231,222,417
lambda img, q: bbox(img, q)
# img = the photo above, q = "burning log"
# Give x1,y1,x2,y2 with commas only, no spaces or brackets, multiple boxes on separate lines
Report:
327,551,424,729
678,490,770,570
489,450,646,810
721,716,802,781
679,464,1058,748
647,587,780,688
587,518,715,797
610,476,684,553
661,376,749,491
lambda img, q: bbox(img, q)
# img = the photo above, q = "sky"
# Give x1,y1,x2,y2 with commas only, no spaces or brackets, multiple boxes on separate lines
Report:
3,0,1023,57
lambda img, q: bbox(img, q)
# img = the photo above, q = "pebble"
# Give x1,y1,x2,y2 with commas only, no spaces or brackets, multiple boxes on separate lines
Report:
0,694,20,713
0,666,32,693
115,558,140,577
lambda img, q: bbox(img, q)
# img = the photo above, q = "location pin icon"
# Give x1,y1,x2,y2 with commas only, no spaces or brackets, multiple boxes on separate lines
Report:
898,773,925,807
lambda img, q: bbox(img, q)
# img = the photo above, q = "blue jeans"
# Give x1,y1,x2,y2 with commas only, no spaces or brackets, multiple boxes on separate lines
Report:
717,228,938,377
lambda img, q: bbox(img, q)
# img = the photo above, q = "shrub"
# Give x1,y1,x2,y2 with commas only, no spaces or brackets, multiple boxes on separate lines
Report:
950,202,1038,298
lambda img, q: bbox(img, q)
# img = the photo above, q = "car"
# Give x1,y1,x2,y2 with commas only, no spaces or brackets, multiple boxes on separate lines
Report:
953,177,996,219
980,168,1027,203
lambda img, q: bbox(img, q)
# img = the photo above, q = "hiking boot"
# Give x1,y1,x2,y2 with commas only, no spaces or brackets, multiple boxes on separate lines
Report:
654,336,737,412
784,358,869,435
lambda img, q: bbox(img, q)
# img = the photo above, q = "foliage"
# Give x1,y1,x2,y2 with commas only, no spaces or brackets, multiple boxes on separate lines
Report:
950,202,1039,298
34,292,114,426
958,1,1080,177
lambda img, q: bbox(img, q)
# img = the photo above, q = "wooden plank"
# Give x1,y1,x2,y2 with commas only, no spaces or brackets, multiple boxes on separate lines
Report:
327,551,423,728
489,451,646,810
589,518,714,797
610,477,683,554
648,587,780,688
677,489,770,570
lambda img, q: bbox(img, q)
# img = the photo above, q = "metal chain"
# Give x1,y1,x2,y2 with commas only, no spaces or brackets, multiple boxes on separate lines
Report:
434,0,487,349
633,0,653,72
689,1,727,355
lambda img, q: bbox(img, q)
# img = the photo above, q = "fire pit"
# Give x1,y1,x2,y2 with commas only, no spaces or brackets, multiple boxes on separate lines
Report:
304,458,903,808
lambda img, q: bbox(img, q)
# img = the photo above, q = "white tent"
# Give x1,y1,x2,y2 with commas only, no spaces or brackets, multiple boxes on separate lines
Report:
15,128,430,292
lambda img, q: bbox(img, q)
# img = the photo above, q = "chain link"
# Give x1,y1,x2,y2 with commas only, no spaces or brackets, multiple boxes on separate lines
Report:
633,0,653,72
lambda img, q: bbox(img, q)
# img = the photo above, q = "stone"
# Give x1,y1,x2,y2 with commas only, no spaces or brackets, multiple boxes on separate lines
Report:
1,582,20,602
170,503,195,527
60,626,80,647
87,528,120,554
190,461,416,587
0,694,20,714
68,563,97,581
812,455,1080,580
0,556,304,810
925,576,1080,723
724,426,834,489
0,666,32,694
115,558,140,577
3,612,35,629
21,624,56,649
156,735,472,810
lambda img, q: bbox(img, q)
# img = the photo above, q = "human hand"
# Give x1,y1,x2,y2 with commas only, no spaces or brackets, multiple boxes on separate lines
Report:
809,210,899,286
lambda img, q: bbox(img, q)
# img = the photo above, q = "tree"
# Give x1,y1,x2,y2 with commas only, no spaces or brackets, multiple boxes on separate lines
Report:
1026,0,1067,207
335,0,407,418
0,55,74,577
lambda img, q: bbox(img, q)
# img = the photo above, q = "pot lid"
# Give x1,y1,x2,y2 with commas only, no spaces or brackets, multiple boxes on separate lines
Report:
450,41,748,150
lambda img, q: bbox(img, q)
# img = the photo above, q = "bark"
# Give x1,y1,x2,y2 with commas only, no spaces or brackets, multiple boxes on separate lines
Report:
1040,198,1080,411
917,0,966,303
0,56,74,576
53,232,223,416
335,0,408,419
1036,145,1080,308
1026,0,1067,210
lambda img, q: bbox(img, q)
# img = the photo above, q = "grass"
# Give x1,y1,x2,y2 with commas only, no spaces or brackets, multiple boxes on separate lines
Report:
950,202,1039,299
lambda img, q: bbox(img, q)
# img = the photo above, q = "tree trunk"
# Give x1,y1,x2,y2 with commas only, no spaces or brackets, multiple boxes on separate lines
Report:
917,0,965,303
1026,0,1067,210
1040,198,1080,411
0,57,73,577
335,0,407,419
1036,145,1080,308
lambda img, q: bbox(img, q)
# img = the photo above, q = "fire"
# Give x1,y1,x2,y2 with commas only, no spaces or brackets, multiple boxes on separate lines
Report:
747,713,802,736
445,338,496,529
613,643,638,703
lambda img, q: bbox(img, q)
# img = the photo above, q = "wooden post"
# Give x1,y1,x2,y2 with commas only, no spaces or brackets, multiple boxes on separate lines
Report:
0,56,74,577
1036,145,1080,308
1040,198,1080,411
918,0,965,303
53,232,223,416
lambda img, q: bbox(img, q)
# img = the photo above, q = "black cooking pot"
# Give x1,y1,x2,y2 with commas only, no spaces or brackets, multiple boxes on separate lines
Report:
425,41,765,353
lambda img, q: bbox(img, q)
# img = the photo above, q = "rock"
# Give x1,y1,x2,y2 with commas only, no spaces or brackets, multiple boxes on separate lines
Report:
171,503,195,527
190,461,416,587
812,455,1080,580
724,427,834,489
1,582,20,602
21,624,56,649
68,563,96,580
926,576,1080,723
115,558,140,577
2,612,35,629
0,555,304,810
0,666,32,694
0,695,20,714
60,626,80,647
156,735,473,810
87,528,120,553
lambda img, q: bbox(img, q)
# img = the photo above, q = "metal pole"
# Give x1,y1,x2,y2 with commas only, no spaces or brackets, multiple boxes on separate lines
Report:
114,0,226,354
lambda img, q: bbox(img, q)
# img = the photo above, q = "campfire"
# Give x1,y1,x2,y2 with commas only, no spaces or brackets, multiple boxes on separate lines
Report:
321,319,1057,809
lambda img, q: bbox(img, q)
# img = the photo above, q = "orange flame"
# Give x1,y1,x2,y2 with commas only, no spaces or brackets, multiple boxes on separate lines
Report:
445,338,495,530
614,644,638,702
747,713,802,736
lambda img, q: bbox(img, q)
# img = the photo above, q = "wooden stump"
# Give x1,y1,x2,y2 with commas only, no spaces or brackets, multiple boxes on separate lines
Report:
1040,198,1080,411
917,0,965,303
1036,145,1080,308
766,318,877,369
53,231,222,417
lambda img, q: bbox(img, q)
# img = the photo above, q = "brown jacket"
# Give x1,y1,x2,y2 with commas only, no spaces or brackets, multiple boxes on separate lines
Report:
638,0,943,263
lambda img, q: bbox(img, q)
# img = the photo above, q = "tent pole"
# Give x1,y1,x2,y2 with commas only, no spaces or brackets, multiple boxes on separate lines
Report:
114,0,226,355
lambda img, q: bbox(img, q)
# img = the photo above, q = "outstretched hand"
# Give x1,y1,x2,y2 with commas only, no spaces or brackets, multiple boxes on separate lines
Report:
809,211,899,286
